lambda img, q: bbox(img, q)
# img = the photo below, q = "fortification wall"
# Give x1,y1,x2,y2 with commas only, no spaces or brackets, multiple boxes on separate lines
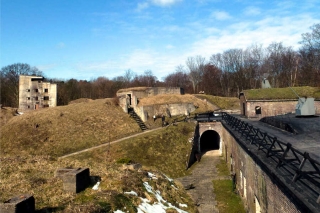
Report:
241,99,320,118
146,87,182,96
135,103,195,122
221,125,303,213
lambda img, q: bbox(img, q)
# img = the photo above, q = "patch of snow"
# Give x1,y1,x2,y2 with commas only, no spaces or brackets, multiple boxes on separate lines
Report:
124,191,138,196
171,184,178,190
179,203,188,208
147,172,157,179
162,174,173,182
139,181,188,213
114,210,125,213
92,181,100,190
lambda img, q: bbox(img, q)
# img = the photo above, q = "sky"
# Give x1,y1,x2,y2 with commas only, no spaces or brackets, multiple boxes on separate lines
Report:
1,0,320,81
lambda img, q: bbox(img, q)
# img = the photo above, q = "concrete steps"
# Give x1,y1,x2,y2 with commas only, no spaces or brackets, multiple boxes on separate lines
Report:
129,109,148,131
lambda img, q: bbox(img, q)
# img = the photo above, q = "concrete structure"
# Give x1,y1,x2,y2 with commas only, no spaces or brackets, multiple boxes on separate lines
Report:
55,168,90,193
19,75,57,111
0,194,35,213
117,87,190,121
239,87,320,118
188,113,320,212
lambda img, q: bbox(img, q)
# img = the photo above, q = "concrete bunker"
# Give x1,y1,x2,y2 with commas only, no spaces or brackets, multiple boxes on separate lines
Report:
199,130,220,152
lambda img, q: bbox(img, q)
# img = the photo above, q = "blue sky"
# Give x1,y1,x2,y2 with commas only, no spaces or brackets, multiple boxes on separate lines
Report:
1,0,320,81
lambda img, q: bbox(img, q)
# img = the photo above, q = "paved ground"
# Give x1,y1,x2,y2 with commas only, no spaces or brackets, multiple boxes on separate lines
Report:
240,114,320,162
176,150,226,213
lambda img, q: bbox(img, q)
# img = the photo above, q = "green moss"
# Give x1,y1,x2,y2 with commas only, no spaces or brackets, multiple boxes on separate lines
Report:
111,194,137,213
213,180,245,213
213,157,245,213
216,158,231,176
116,158,133,164
243,86,320,100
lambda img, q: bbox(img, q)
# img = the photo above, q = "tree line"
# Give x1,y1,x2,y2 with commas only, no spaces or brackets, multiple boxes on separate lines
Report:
1,23,319,107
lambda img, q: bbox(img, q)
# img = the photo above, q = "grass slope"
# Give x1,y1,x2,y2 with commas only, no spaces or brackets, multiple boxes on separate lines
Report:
0,123,197,212
243,86,320,100
0,98,199,212
0,99,141,157
195,94,240,110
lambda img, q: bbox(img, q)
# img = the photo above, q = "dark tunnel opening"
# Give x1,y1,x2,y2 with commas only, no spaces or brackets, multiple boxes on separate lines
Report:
200,130,220,153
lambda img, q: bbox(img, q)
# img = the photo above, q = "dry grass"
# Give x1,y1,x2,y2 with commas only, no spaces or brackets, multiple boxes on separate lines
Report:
138,94,198,106
195,94,240,110
0,124,197,212
0,98,141,157
0,98,198,212
117,87,150,93
243,86,320,100
0,107,17,127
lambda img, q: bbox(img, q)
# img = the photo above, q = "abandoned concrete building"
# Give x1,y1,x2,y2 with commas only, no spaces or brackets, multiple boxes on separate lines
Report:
239,87,320,118
19,75,57,111
117,87,193,121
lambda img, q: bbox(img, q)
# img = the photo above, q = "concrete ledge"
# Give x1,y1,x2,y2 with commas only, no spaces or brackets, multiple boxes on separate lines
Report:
0,194,35,213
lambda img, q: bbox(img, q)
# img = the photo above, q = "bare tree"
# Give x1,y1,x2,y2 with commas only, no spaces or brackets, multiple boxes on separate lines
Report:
299,23,320,86
0,63,43,107
123,69,135,87
186,55,205,93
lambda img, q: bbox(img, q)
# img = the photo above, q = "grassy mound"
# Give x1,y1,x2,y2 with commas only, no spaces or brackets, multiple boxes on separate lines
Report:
195,94,240,110
0,98,141,157
0,122,197,212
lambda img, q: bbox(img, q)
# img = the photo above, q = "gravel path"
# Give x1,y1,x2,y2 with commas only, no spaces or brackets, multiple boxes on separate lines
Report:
176,150,223,213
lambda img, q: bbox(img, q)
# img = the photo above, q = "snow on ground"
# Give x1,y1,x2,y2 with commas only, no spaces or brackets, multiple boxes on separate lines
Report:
114,172,189,213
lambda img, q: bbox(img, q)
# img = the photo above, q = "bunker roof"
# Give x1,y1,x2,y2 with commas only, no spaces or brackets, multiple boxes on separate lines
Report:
240,86,320,101
117,87,150,93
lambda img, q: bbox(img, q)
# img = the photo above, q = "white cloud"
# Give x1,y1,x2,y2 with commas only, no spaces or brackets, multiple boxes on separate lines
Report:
243,6,261,16
165,44,175,49
151,0,182,7
136,2,149,12
211,10,232,20
188,14,320,60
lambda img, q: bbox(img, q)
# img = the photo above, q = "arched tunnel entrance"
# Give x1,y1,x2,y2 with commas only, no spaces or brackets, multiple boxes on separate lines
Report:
200,130,220,153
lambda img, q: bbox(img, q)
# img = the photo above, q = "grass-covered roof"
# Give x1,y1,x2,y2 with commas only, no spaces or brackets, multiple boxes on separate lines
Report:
241,86,320,100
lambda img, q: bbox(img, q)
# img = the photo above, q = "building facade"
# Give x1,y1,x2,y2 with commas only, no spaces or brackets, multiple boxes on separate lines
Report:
19,75,57,111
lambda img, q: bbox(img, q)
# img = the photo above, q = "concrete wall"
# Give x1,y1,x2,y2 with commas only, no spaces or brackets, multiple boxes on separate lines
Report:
145,87,183,96
136,103,195,122
19,75,57,111
240,95,320,118
221,125,303,213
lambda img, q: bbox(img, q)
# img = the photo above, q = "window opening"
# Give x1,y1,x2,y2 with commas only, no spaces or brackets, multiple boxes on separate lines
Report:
255,106,261,115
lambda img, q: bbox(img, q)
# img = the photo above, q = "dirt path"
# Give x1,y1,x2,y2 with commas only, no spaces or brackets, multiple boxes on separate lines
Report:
59,127,163,159
176,150,222,213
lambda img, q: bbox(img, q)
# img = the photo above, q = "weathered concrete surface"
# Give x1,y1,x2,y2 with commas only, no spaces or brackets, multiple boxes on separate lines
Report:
241,114,320,162
176,150,224,213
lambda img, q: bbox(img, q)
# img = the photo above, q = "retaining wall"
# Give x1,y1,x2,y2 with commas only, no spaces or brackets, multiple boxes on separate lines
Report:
221,124,304,213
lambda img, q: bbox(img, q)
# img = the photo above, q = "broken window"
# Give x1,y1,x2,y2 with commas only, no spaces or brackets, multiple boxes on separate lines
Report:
43,104,49,108
27,97,30,100
44,96,49,100
35,89,39,93
26,89,30,92
44,88,48,93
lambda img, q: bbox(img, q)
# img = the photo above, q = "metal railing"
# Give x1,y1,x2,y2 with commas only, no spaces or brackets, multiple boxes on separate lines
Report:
221,112,320,197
